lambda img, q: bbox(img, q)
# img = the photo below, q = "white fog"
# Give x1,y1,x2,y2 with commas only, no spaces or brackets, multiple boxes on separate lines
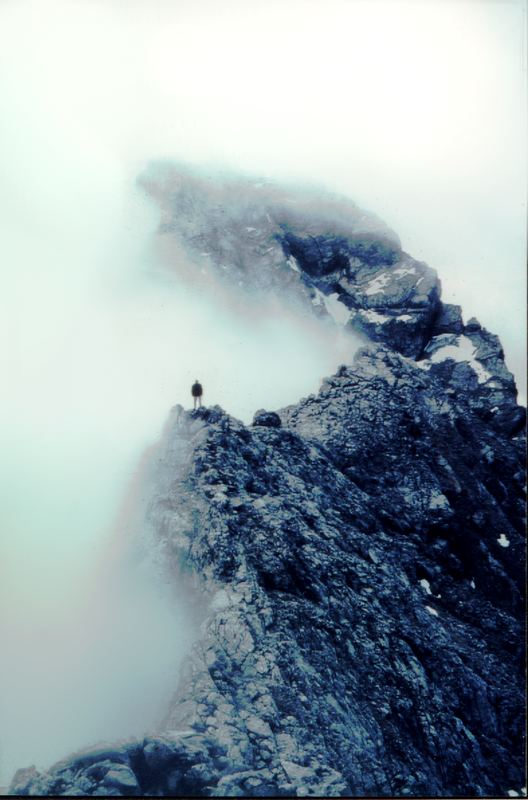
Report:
0,0,525,786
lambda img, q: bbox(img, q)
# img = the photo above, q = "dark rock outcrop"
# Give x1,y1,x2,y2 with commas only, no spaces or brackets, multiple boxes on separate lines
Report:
252,410,282,428
139,164,441,359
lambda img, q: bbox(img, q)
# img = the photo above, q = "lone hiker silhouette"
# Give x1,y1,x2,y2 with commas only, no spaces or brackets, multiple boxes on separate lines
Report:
191,379,203,410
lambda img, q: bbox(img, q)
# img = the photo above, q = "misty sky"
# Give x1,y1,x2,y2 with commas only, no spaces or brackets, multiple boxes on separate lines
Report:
0,0,526,786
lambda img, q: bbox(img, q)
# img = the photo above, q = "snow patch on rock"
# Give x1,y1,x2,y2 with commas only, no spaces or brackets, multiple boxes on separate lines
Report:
364,271,391,296
322,292,351,326
358,308,391,324
429,335,493,384
287,255,300,273
429,493,450,510
392,266,417,278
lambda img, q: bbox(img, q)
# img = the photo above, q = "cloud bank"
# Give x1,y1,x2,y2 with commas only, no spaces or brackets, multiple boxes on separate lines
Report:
0,0,525,785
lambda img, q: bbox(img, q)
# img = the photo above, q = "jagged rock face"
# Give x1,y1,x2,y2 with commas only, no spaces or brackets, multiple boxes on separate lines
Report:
15,345,525,797
282,349,525,586
421,321,523,433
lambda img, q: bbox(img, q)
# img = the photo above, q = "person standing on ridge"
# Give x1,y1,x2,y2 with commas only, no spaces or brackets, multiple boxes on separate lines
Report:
191,379,203,409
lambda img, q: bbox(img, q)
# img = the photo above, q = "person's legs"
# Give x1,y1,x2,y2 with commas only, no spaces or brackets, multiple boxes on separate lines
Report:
198,396,202,407
193,396,197,409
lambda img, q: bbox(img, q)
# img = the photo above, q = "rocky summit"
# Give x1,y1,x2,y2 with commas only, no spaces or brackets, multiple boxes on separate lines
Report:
10,168,525,797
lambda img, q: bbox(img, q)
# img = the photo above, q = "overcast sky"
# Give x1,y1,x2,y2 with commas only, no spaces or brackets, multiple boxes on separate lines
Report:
0,0,526,785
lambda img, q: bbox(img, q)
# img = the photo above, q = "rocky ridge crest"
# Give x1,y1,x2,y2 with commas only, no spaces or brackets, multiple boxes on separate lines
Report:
9,169,525,797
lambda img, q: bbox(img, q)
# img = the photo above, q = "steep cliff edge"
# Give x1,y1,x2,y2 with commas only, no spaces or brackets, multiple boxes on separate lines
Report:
9,170,525,797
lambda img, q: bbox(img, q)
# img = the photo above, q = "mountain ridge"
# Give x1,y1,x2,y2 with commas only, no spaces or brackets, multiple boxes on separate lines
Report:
9,168,525,797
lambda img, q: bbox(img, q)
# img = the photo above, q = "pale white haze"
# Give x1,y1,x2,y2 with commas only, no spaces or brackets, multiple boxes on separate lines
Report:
0,0,526,786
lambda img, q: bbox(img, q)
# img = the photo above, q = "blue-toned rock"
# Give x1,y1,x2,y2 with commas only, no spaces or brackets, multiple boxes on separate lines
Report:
10,167,525,799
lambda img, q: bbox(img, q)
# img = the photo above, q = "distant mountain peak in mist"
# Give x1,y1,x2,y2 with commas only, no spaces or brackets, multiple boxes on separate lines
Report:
140,163,522,432
10,164,525,797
